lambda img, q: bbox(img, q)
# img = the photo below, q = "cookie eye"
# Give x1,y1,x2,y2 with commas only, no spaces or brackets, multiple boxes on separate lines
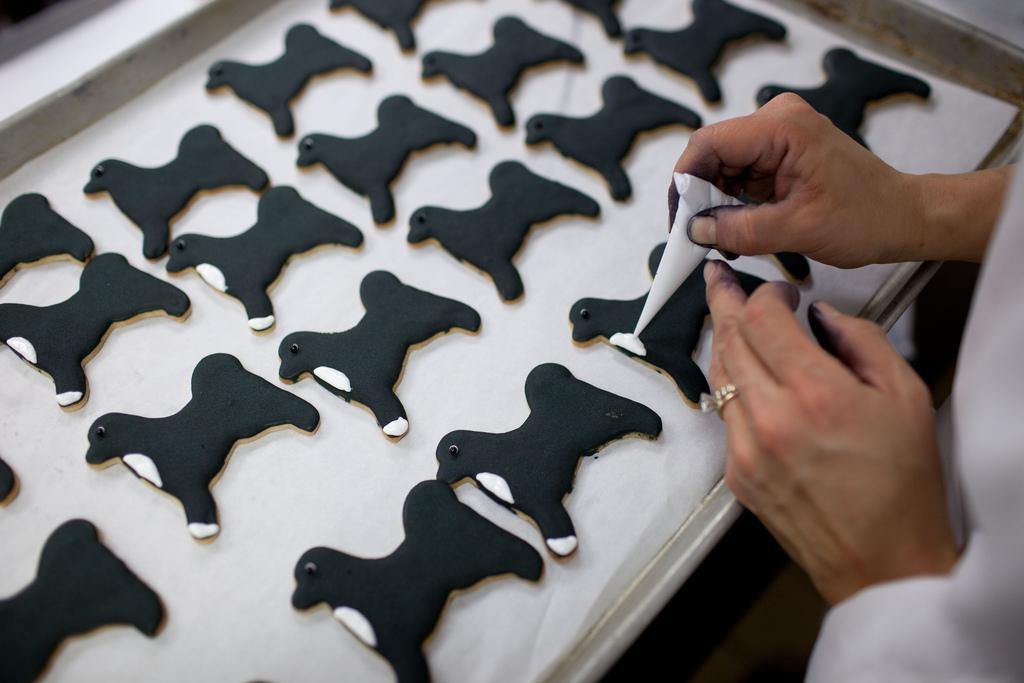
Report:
302,138,314,151
580,308,590,319
533,121,544,131
448,444,459,457
95,426,106,437
304,562,318,575
290,343,300,354
93,164,105,177
416,213,426,224
425,55,436,65
212,66,223,77
175,240,186,251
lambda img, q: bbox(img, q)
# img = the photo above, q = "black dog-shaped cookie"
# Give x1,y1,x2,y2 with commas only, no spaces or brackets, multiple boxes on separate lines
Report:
293,480,543,683
297,96,477,224
570,244,766,404
206,24,372,137
624,0,786,103
421,16,584,127
166,186,364,332
0,519,164,683
0,194,94,288
436,363,663,557
557,0,622,37
757,47,931,147
330,0,455,52
85,353,320,541
526,76,701,201
408,161,600,301
279,271,480,440
0,253,190,409
84,125,269,258
0,455,15,505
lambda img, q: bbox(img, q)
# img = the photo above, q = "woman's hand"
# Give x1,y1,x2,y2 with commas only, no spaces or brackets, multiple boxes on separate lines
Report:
704,260,958,605
675,93,1012,267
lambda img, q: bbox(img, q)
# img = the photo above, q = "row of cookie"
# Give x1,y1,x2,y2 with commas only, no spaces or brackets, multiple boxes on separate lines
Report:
3,357,664,683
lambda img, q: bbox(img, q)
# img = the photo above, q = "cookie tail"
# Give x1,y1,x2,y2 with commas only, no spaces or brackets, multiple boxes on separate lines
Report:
367,186,396,224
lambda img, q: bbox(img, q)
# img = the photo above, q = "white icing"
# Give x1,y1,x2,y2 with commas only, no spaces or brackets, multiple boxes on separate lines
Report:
546,535,578,556
6,337,37,364
56,391,83,407
248,315,275,331
123,453,163,488
609,332,647,357
188,522,220,539
631,173,745,338
196,263,227,292
382,417,408,437
477,472,515,505
313,366,351,392
334,607,378,648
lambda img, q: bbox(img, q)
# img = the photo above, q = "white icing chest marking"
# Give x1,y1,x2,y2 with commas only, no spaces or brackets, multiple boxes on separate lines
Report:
334,607,378,648
609,332,647,357
56,391,83,407
123,453,163,488
248,315,275,331
7,337,37,364
314,366,351,392
477,472,514,505
196,263,227,292
188,522,220,540
546,535,578,556
382,417,408,437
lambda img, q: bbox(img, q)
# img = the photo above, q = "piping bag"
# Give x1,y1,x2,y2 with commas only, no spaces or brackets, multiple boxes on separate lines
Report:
609,173,743,357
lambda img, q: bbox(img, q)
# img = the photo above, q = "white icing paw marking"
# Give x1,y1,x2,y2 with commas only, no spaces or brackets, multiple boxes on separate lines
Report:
313,366,351,392
188,522,220,540
382,417,408,437
477,472,514,505
609,332,647,357
334,607,378,648
546,535,578,556
248,315,275,331
6,337,37,364
56,391,83,407
123,453,163,488
196,263,227,292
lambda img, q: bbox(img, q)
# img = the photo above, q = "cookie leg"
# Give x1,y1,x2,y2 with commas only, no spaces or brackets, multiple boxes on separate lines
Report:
488,260,525,302
239,289,276,332
530,498,578,557
50,361,88,408
367,185,396,225
371,389,409,439
662,355,710,406
392,22,416,52
488,97,515,128
603,164,632,201
269,105,296,138
692,69,722,104
140,220,171,260
182,487,220,541
387,643,430,683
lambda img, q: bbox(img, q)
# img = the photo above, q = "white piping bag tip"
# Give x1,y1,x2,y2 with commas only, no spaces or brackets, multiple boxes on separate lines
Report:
630,174,745,338
609,332,647,357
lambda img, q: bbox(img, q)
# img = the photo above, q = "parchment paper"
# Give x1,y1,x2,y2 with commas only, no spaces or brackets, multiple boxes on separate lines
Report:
0,1,1016,681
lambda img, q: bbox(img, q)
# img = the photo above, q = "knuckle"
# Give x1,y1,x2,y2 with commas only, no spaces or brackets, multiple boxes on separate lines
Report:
751,409,793,457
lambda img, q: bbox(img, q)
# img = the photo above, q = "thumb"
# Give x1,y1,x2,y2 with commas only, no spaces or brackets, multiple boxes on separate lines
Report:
688,203,790,256
808,301,910,394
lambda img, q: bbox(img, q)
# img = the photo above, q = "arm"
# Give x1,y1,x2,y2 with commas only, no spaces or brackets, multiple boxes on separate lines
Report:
675,93,1013,267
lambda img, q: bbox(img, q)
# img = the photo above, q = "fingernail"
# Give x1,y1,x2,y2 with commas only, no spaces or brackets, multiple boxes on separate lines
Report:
688,215,716,246
703,260,719,283
667,181,680,231
776,281,800,311
808,302,839,358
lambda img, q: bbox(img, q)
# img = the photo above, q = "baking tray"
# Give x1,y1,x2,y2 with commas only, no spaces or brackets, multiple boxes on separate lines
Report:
0,1,1019,682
